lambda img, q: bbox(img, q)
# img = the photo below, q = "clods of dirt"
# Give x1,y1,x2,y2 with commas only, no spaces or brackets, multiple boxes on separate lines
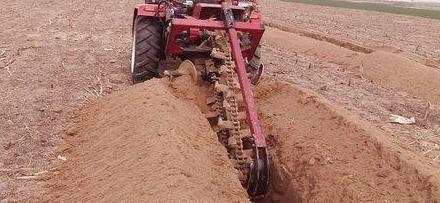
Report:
43,77,440,202
256,80,440,202
42,79,249,203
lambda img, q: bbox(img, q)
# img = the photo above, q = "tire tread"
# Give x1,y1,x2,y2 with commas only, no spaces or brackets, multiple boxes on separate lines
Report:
131,16,161,83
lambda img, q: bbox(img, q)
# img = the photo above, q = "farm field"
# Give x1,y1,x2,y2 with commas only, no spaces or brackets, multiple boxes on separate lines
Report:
1,0,439,202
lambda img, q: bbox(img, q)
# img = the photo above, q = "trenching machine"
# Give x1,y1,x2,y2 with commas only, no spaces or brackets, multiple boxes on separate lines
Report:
130,0,269,197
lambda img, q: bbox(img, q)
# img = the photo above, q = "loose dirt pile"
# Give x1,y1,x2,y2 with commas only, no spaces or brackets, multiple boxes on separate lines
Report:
42,79,249,202
256,80,440,202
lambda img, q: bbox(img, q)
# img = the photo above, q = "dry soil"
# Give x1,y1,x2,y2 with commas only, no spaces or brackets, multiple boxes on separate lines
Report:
1,0,440,202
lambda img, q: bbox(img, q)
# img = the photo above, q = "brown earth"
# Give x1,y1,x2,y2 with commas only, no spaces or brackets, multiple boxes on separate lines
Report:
263,26,440,105
42,79,249,203
0,0,133,201
41,76,440,202
2,0,440,202
256,80,440,202
260,5,440,165
261,0,440,69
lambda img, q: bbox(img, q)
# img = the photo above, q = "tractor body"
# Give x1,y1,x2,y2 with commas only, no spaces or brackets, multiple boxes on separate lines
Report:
134,1,263,60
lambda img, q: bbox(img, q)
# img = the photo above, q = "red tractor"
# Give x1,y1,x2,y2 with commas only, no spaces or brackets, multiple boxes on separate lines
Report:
130,0,269,197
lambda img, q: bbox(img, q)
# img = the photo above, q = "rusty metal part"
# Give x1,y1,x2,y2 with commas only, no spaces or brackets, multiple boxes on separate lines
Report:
177,60,198,82
163,60,198,83
205,31,257,191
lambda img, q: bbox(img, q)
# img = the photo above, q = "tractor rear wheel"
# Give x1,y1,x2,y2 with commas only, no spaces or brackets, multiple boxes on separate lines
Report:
130,16,162,83
247,44,264,85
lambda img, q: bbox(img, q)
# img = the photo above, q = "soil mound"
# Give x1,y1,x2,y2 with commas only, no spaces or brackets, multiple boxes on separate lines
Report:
43,79,249,203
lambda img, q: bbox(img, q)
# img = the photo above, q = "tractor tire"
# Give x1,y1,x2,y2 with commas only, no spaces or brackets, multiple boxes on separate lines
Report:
247,44,264,85
130,16,161,83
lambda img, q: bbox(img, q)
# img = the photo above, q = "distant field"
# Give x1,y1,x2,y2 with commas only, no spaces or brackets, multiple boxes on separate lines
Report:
282,0,440,20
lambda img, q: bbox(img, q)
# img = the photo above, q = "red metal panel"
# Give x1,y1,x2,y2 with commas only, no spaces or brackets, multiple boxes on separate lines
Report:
135,4,165,17
227,28,266,147
165,18,264,59
192,3,245,20
221,3,266,148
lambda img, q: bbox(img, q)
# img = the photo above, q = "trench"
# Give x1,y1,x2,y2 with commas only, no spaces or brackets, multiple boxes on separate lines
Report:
169,74,440,202
255,80,439,202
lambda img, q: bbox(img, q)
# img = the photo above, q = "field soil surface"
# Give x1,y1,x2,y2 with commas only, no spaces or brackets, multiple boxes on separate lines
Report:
1,0,440,202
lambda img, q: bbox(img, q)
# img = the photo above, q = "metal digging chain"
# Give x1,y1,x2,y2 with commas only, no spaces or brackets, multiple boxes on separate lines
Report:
223,53,247,174
215,93,229,146
208,31,249,182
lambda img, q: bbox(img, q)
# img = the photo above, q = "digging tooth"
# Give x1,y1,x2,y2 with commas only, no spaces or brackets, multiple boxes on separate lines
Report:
237,112,246,121
218,119,234,129
214,83,229,92
206,96,217,105
238,129,253,139
205,111,218,119
206,32,254,187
